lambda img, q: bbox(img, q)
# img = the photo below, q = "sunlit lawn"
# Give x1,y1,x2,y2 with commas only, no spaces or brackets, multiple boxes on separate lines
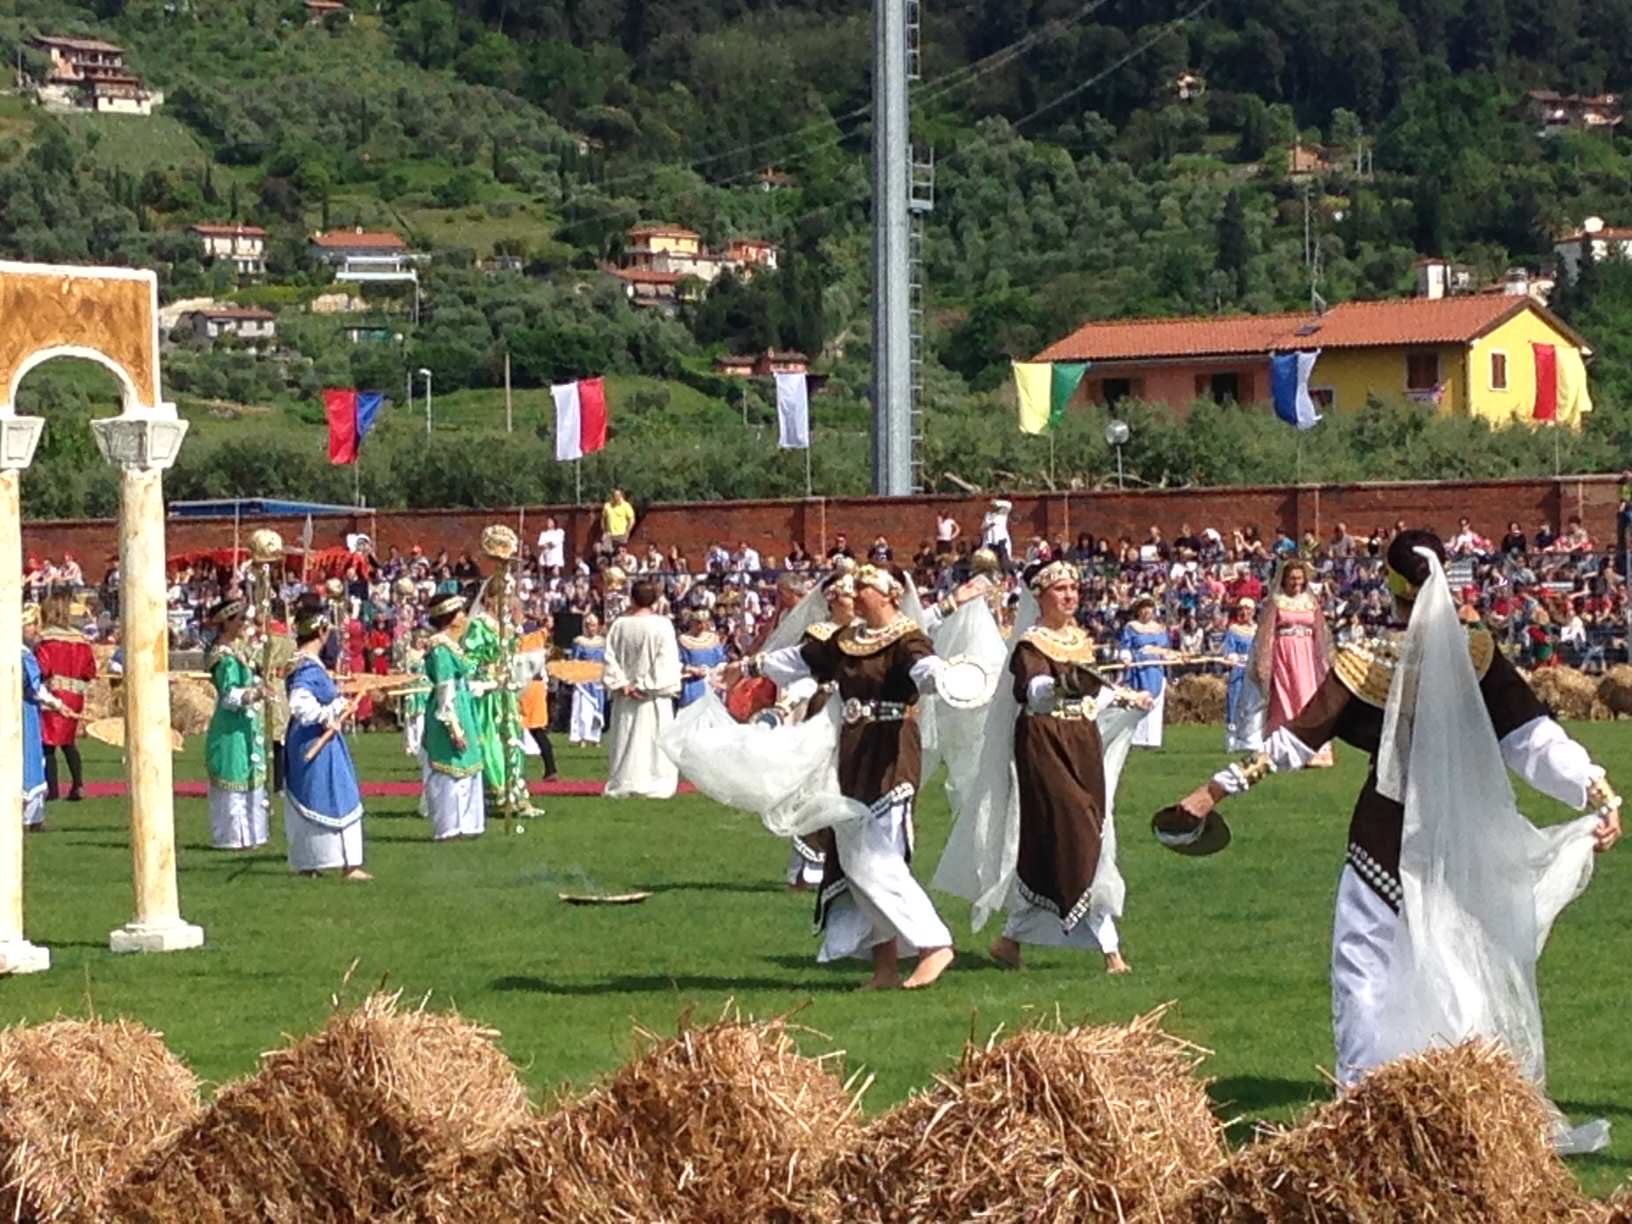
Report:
6,724,1629,1197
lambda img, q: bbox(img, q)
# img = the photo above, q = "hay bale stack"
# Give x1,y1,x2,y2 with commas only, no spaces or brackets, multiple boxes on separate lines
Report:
81,678,120,721
1167,674,1227,724
0,1017,201,1223
1528,667,1606,722
105,992,532,1224
1176,1041,1593,1223
1596,666,1632,718
820,1008,1222,1223
487,1013,862,1223
167,679,215,737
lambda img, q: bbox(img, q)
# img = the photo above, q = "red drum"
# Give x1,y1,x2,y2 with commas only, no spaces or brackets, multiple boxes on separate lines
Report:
725,676,778,723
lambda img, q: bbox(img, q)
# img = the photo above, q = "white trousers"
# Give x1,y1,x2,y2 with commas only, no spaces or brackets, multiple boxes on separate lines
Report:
819,788,952,963
1131,686,1165,748
1331,864,1397,1087
23,788,45,828
785,838,824,887
1003,894,1120,953
417,750,431,817
403,714,424,758
208,786,271,849
425,771,485,840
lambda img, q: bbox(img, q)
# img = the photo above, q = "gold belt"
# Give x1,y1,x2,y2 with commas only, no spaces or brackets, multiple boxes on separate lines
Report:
842,699,917,725
51,677,91,695
1047,697,1098,721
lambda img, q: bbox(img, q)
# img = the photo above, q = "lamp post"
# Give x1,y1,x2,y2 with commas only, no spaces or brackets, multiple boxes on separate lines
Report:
418,367,433,438
1104,418,1130,490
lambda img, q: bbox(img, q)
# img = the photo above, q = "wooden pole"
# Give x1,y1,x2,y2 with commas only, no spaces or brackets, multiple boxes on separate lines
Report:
504,348,513,434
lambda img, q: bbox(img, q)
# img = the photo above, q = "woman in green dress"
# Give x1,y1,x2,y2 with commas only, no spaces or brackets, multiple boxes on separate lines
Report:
205,597,270,850
462,595,538,821
423,594,486,840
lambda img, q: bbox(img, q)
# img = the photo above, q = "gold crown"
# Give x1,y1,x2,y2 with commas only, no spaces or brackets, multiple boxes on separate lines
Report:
249,529,284,564
481,524,519,561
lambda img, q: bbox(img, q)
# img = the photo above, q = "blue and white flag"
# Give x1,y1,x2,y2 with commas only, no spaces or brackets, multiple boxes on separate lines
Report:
1271,349,1322,430
775,371,810,449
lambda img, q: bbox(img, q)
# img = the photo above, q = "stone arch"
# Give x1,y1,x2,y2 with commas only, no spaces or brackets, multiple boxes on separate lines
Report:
0,260,198,976
0,260,166,418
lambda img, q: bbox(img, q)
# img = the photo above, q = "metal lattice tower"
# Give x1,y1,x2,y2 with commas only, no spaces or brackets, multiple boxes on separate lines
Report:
908,145,935,493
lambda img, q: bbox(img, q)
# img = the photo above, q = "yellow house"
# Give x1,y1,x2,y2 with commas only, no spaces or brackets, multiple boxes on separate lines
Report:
1035,295,1593,426
1268,296,1593,424
627,224,702,257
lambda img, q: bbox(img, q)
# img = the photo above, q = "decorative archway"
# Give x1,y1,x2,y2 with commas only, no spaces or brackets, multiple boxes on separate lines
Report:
0,260,200,974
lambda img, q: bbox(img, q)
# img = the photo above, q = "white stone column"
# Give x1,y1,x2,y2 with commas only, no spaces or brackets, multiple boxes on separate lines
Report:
92,417,203,954
0,416,48,974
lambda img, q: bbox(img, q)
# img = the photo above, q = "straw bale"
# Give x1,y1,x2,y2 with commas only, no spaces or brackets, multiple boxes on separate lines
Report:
456,1011,863,1223
1528,667,1607,722
81,678,121,721
1596,665,1632,718
1598,1185,1632,1223
105,992,532,1224
819,1007,1223,1223
1176,1040,1595,1223
169,678,216,736
0,1017,201,1223
1167,674,1227,724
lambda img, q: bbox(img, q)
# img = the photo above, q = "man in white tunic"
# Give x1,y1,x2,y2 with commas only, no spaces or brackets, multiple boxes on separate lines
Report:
603,580,683,798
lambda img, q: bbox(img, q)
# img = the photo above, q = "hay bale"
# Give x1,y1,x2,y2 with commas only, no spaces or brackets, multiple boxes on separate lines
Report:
464,1012,863,1223
167,680,215,737
80,678,121,722
1167,674,1227,724
105,992,532,1224
1599,1185,1632,1223
1176,1041,1594,1223
1596,665,1632,718
1528,667,1606,722
0,1017,201,1223
820,1007,1223,1223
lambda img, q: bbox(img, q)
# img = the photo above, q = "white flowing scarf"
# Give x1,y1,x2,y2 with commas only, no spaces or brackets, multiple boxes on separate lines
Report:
1374,549,1606,1153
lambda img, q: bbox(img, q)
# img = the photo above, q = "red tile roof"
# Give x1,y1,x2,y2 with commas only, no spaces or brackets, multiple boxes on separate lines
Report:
190,223,268,237
627,224,700,240
1035,313,1306,362
33,34,125,53
311,230,406,250
1556,226,1632,242
612,268,683,285
1036,297,1589,362
191,306,276,321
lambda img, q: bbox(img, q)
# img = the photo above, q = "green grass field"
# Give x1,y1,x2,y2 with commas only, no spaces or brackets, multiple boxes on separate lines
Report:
7,725,1630,1196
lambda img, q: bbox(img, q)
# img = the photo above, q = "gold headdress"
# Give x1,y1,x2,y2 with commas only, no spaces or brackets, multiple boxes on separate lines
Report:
855,564,901,597
1027,559,1079,592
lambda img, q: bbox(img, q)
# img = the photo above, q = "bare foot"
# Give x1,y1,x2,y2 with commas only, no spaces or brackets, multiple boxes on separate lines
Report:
1105,951,1132,975
856,972,901,991
298,869,322,879
903,947,955,990
343,868,373,882
989,937,1023,970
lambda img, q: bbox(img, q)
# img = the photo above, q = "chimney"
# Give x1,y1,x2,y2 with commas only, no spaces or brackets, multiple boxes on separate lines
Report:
1415,257,1450,300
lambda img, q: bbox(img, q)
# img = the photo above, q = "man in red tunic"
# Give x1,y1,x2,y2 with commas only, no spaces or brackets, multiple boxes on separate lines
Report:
34,592,95,801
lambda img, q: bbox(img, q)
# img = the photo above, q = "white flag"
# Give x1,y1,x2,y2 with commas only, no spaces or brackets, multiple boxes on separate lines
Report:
775,371,809,449
552,381,583,461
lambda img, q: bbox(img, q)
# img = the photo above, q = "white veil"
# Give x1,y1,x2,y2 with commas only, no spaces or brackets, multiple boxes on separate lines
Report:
763,581,828,654
1374,548,1606,1153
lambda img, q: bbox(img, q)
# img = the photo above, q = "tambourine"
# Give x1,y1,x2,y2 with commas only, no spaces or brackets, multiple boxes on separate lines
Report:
725,676,779,723
936,655,997,710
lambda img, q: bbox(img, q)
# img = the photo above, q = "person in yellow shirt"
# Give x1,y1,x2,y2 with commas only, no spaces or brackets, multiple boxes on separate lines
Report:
517,618,558,782
601,488,636,551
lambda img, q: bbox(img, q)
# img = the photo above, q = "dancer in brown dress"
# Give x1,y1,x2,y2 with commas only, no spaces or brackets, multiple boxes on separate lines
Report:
990,560,1150,974
733,564,956,990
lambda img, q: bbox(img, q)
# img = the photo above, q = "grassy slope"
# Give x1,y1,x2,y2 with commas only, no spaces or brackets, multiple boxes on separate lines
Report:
6,724,1629,1196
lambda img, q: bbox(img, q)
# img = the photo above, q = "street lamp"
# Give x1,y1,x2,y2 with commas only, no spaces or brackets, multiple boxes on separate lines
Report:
1104,418,1130,489
418,367,433,438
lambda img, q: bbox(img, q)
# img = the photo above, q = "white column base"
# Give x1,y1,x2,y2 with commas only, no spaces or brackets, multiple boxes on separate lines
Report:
0,938,50,975
108,920,205,954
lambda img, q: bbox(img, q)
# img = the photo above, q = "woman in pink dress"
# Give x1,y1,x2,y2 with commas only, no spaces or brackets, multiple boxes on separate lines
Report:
1249,558,1333,766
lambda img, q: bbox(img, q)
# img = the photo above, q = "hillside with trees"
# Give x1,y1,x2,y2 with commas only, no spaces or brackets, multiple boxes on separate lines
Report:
4,0,1632,514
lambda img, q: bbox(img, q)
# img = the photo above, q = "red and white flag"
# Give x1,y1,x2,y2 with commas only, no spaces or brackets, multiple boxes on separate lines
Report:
552,377,608,461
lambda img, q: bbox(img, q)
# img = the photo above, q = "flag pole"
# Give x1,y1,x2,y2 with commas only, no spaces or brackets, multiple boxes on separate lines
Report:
1048,431,1055,488
804,432,813,498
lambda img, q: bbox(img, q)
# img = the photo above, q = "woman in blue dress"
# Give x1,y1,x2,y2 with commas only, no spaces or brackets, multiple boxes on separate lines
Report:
1117,597,1173,748
283,594,370,880
21,604,66,831
568,612,608,747
1222,597,1264,752
676,609,727,709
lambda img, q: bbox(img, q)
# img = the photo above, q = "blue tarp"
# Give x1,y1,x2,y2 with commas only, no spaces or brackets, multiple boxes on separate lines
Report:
167,499,357,519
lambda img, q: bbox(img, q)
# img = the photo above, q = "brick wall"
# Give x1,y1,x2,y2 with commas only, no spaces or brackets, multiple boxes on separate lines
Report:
22,475,1625,582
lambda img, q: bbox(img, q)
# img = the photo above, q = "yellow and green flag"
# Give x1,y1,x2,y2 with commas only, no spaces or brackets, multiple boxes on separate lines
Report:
1012,361,1089,434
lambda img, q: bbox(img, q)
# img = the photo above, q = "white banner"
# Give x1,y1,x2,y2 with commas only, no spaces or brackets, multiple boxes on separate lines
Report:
551,381,582,461
775,371,809,449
